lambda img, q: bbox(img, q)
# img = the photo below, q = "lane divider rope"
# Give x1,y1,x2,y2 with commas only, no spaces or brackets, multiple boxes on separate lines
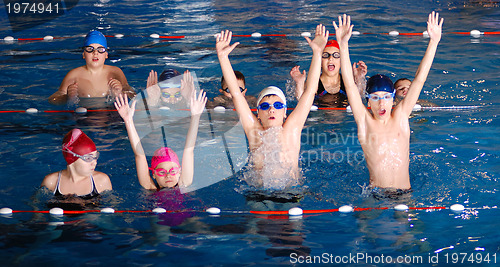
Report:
3,30,500,43
0,204,491,217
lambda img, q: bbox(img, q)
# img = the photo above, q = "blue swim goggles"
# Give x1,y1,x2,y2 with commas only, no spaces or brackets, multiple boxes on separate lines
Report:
366,92,395,101
258,101,286,111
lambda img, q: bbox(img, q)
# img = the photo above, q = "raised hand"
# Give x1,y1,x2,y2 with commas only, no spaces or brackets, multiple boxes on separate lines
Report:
427,11,443,42
290,65,306,84
190,89,207,116
114,93,136,123
216,30,240,58
353,61,367,80
333,14,353,47
146,70,158,88
305,24,328,53
181,70,195,101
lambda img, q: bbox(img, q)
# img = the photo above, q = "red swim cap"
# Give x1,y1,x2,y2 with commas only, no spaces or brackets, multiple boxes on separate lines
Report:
325,40,339,49
62,129,97,165
151,147,180,170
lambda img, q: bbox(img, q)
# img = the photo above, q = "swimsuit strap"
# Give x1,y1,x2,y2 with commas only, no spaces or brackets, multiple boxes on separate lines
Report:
53,171,63,196
53,171,99,198
89,174,99,195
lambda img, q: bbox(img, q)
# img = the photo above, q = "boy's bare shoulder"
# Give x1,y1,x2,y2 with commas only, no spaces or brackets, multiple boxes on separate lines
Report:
66,66,87,77
105,64,125,74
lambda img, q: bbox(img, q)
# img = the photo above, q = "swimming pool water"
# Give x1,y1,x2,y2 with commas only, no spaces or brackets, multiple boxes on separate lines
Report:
0,0,499,266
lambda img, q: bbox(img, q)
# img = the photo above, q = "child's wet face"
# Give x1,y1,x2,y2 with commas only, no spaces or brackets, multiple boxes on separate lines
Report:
257,95,286,128
395,80,411,98
368,92,394,119
221,79,246,98
161,87,182,104
321,46,340,76
154,161,181,188
71,151,98,176
82,43,108,65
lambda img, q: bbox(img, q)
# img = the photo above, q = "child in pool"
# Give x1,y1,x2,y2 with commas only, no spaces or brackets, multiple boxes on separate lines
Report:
48,30,134,106
145,68,194,107
42,129,112,199
394,78,438,107
215,25,327,188
335,12,443,189
291,39,367,108
115,72,207,189
206,70,258,109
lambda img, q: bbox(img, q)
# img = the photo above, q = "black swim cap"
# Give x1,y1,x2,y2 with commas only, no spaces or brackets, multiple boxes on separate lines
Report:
366,74,394,94
159,68,181,82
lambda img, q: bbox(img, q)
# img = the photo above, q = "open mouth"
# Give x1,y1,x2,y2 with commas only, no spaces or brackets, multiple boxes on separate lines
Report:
379,109,386,116
328,64,335,71
92,58,99,62
269,116,275,120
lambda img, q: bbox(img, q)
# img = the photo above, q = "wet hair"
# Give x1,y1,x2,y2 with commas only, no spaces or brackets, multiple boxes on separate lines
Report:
221,71,245,88
394,78,412,86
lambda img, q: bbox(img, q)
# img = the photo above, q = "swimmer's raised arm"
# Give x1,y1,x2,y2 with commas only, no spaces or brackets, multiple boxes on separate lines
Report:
115,94,157,190
398,11,443,117
286,24,328,130
179,88,207,187
335,14,369,124
216,30,259,132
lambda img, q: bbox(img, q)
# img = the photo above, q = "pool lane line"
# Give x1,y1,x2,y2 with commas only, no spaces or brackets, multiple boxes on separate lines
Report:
138,89,155,131
6,31,500,43
207,110,236,175
0,205,478,216
1,105,483,114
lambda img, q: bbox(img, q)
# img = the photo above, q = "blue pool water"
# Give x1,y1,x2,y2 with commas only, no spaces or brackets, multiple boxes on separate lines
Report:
0,0,499,266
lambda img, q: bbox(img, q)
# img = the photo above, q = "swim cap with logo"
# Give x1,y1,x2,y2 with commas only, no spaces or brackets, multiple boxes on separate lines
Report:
325,40,340,49
62,129,97,165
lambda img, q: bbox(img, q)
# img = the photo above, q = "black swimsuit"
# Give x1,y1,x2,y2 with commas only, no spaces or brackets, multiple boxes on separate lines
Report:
53,171,99,200
315,75,349,108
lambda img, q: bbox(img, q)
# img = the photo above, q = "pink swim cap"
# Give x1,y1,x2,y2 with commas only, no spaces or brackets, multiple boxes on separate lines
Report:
62,129,97,165
325,40,339,49
151,147,180,170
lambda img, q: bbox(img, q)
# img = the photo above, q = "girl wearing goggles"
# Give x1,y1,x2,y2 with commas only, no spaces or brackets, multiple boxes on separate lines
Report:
41,129,112,200
115,71,207,190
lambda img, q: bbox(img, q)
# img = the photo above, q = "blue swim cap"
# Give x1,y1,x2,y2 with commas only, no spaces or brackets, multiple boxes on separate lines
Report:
158,69,182,89
84,30,107,48
366,74,394,95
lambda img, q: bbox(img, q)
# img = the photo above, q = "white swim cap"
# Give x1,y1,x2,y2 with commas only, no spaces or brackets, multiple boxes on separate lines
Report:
256,86,287,106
